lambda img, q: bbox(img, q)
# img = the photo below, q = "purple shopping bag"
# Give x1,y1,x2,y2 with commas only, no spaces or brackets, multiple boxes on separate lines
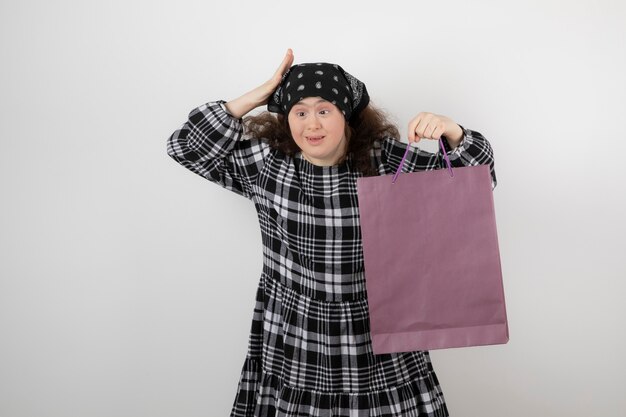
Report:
356,139,508,354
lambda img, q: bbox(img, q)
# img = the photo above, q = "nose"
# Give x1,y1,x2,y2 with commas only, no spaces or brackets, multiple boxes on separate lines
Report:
306,113,322,129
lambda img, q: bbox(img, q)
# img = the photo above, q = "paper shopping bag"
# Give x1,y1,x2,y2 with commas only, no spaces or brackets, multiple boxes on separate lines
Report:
356,139,508,354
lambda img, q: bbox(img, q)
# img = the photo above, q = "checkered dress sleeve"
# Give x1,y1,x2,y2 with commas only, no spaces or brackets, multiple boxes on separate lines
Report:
381,125,498,190
166,100,271,200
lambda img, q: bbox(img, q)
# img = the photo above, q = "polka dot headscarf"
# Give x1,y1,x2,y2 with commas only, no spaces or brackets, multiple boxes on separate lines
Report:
267,62,370,122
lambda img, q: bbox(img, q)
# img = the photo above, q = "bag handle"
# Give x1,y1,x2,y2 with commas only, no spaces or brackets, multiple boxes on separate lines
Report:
391,137,454,184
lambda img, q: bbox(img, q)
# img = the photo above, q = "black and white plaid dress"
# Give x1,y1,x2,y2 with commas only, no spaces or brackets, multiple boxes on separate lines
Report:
167,100,497,417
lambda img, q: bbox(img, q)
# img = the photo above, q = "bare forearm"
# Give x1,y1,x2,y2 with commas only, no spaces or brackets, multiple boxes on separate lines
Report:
223,94,260,119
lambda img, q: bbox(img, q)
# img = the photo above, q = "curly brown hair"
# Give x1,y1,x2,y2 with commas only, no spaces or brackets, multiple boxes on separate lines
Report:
242,101,400,177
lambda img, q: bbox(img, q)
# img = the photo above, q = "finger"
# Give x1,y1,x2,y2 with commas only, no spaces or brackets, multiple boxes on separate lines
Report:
407,114,423,143
277,52,290,75
431,124,445,140
425,121,440,139
433,118,448,139
424,114,443,139
283,48,294,70
413,116,428,141
274,49,293,80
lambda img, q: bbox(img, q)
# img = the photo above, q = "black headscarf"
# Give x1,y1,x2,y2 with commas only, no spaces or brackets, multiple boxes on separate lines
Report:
267,62,370,123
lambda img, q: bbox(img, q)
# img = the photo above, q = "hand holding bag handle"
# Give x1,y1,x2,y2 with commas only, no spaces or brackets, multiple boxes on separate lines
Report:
391,138,454,184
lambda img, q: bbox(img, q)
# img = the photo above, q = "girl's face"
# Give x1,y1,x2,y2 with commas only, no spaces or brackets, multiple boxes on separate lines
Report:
287,96,347,166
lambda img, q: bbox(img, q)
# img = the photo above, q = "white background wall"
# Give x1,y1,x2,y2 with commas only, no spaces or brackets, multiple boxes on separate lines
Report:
1,1,624,416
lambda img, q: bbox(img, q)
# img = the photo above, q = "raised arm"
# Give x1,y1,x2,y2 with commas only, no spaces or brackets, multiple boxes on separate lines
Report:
166,100,271,200
166,49,296,199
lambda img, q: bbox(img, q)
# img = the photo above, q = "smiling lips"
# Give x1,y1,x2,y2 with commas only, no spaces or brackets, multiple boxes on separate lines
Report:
306,136,325,143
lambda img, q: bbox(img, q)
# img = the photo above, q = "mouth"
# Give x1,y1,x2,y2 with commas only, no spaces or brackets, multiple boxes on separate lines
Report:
306,136,325,144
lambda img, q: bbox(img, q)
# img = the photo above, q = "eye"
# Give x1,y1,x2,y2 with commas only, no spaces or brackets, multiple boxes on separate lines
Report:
296,111,305,117
319,109,330,115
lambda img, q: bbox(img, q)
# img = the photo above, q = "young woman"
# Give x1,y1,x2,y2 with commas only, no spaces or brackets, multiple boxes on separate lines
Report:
167,48,497,417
